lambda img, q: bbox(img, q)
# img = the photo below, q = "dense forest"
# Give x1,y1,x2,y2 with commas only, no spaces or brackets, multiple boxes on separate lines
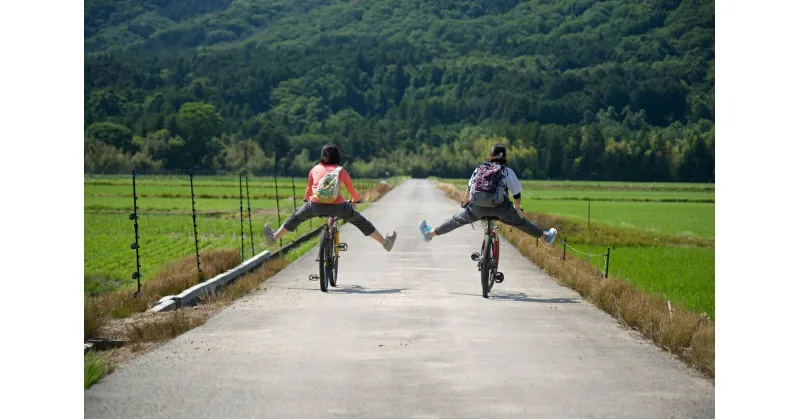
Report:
84,0,714,181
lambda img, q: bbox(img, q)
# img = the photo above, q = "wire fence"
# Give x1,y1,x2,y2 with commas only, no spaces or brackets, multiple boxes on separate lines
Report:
84,170,381,296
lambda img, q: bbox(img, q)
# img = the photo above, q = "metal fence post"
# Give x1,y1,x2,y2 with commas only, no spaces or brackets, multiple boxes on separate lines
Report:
246,175,255,257
561,236,567,261
604,247,611,278
189,171,202,281
130,170,142,297
273,174,282,247
239,175,245,262
588,200,591,230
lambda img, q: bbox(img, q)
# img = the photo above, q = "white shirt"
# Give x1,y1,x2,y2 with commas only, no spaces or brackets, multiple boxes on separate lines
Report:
467,165,523,199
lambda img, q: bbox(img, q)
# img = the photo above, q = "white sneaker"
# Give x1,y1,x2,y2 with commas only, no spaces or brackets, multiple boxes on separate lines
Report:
383,231,398,252
263,224,276,246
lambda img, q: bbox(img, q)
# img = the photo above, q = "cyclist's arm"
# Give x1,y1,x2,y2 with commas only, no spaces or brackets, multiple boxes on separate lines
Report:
340,169,361,202
463,168,478,205
304,170,314,201
506,169,523,211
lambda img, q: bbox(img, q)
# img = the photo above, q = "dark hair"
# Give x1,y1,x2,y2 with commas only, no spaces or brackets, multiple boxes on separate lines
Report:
489,143,507,165
320,144,341,165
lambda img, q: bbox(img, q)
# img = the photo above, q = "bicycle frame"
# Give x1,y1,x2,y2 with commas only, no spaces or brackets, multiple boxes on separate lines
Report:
473,217,503,298
481,219,500,267
310,211,348,292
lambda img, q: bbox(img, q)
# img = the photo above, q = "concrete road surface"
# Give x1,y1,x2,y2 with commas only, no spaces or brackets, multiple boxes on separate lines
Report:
85,179,714,418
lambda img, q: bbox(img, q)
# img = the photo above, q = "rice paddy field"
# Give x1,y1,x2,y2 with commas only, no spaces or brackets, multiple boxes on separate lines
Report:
439,178,715,318
84,174,384,294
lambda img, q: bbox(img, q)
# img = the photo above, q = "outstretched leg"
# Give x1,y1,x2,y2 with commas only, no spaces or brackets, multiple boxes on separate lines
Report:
499,206,558,245
419,206,480,241
340,202,397,252
264,202,315,245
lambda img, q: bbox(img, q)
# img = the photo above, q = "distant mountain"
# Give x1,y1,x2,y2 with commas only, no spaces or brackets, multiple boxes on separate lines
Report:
84,0,714,182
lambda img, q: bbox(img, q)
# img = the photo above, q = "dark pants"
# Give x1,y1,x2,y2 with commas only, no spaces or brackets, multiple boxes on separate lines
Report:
283,201,377,236
434,201,544,238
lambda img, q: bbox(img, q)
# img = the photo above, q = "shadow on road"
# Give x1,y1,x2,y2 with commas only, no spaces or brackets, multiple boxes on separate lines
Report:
450,291,580,304
288,285,408,294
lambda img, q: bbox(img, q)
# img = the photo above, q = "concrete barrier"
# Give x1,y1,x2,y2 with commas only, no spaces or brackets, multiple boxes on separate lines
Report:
150,249,270,312
150,225,325,313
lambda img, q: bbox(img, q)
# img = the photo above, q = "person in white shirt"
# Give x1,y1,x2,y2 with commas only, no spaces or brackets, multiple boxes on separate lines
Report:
418,143,557,244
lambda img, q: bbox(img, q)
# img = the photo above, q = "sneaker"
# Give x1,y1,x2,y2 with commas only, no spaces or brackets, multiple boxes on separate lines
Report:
418,220,432,242
543,228,558,246
263,224,276,246
382,231,398,252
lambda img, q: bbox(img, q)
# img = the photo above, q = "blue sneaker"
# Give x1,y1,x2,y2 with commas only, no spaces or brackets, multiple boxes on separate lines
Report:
543,228,558,246
418,220,432,242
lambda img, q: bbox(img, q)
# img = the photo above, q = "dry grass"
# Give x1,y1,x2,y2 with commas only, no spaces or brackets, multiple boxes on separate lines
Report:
126,308,211,343
199,259,291,304
361,182,394,202
85,249,240,340
436,182,715,378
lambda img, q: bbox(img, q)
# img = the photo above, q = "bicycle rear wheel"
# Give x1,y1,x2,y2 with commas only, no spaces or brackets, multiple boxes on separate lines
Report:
480,234,494,298
318,229,329,292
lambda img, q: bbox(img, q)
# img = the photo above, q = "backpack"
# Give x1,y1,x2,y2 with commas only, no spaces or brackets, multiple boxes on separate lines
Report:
470,162,506,207
313,166,344,204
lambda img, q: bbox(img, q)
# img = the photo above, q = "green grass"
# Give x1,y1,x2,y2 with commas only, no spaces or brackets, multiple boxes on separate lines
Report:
85,183,300,199
567,245,715,319
84,212,321,293
522,198,715,238
84,352,112,389
84,175,392,294
519,180,715,192
438,179,715,318
518,188,714,202
84,195,289,212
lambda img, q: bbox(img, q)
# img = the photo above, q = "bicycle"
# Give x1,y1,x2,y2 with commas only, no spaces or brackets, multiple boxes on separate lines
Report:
308,200,353,292
467,204,523,299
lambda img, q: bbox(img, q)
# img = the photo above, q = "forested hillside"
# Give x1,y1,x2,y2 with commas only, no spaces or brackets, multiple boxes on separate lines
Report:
84,0,714,181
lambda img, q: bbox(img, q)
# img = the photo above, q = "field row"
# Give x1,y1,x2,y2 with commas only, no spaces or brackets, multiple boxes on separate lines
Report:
552,244,715,319
437,178,714,192
521,198,714,238
84,175,385,188
84,211,321,294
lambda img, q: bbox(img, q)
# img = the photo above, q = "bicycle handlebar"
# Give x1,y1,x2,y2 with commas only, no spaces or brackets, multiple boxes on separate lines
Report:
302,199,361,204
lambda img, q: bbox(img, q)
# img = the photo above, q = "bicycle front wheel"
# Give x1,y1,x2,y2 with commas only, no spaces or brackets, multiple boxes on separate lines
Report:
480,235,493,298
318,229,329,292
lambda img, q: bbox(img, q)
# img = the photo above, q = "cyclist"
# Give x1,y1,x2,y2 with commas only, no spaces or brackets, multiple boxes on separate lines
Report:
263,144,397,251
418,143,558,244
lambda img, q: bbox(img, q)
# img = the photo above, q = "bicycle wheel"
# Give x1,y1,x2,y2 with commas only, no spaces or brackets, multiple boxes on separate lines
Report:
488,236,499,291
480,234,493,298
331,257,338,287
318,229,329,292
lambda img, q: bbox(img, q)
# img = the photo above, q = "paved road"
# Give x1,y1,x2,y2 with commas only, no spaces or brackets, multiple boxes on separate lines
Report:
85,179,714,418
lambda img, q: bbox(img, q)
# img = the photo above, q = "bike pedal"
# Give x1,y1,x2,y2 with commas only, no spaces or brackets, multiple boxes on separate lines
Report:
308,274,319,281
494,272,505,283
338,243,348,252
470,252,480,261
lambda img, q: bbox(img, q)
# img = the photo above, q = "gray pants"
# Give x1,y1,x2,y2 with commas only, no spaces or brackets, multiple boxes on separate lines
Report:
434,201,544,238
283,201,377,236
